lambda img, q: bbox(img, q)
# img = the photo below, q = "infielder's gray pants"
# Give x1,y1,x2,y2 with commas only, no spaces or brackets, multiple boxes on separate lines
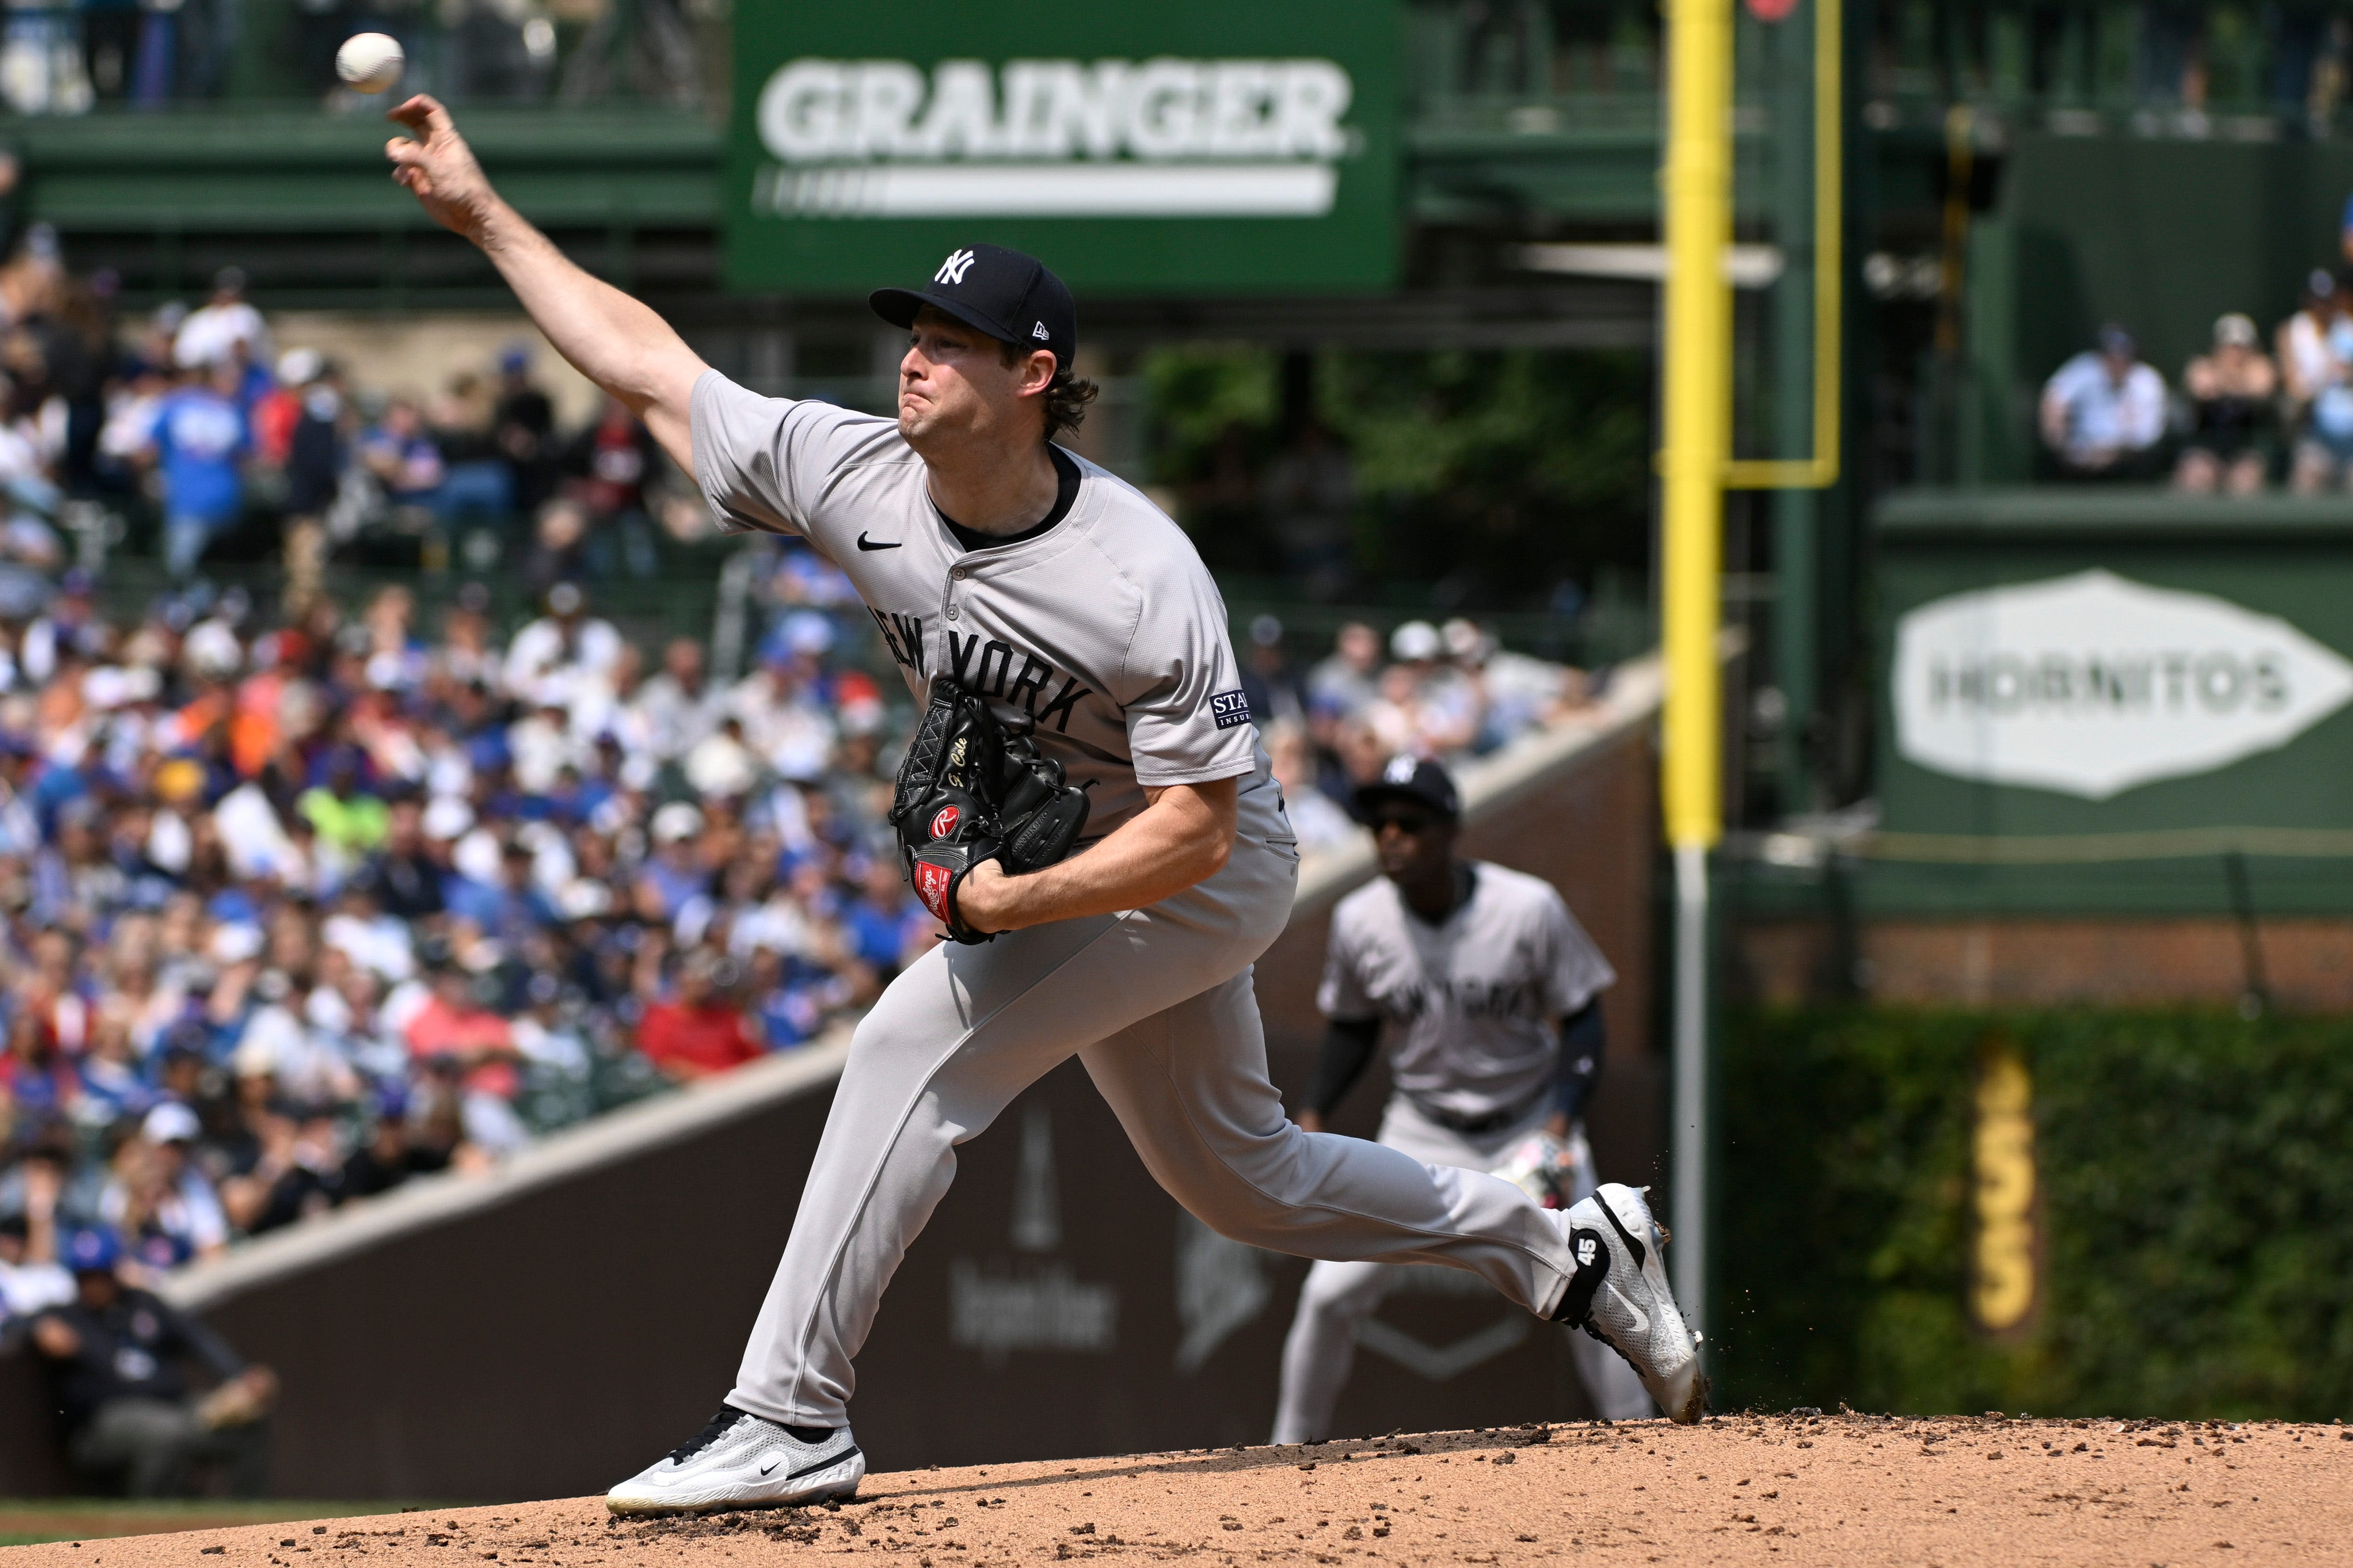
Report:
1270,1097,1655,1444
730,834,1580,1426
67,1398,270,1498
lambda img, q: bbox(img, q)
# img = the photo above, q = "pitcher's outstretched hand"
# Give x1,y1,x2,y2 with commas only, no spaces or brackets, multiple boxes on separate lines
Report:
385,95,500,242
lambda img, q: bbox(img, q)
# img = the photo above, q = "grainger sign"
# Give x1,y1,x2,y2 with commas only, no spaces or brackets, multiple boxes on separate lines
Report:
724,3,1399,294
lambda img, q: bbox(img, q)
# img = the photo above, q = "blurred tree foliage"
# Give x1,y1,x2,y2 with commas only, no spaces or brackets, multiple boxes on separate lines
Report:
1143,345,1652,608
1716,1007,2353,1421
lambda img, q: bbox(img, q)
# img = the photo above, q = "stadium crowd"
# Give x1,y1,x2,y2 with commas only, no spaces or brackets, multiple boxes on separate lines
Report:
0,572,937,1294
0,583,1595,1310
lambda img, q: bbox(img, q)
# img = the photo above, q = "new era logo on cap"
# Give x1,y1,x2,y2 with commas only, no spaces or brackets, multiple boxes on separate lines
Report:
1032,322,1049,340
935,248,977,285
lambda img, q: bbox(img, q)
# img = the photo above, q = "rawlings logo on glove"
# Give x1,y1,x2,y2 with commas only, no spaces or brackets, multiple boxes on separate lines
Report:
889,678,1090,944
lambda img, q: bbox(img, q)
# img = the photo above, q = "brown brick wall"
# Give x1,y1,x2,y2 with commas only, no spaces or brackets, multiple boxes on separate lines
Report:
1734,915,2353,1009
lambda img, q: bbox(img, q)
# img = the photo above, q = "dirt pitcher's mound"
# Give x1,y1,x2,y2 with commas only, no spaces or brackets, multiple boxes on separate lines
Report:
11,1414,2351,1568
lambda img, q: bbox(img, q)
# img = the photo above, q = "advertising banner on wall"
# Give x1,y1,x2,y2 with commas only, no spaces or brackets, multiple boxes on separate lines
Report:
1890,570,2353,801
724,1,1401,295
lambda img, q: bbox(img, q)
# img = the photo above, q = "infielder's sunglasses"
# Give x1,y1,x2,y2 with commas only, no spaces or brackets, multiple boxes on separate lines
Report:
1369,810,1437,835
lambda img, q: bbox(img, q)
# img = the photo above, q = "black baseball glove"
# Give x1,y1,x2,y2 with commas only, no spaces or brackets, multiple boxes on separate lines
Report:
889,678,1090,944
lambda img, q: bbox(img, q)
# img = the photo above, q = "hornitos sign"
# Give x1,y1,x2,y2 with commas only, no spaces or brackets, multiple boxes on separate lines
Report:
1891,569,2353,800
724,4,1398,293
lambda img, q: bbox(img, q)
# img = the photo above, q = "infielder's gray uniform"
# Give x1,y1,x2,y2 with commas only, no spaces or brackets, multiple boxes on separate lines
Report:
1270,863,1654,1443
689,372,1589,1426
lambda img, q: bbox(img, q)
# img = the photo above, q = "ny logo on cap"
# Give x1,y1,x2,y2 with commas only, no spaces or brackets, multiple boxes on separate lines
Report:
1384,755,1418,785
935,248,977,285
1032,321,1050,341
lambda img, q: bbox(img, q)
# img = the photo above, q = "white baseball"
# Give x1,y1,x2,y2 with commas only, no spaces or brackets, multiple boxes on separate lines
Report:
335,32,404,94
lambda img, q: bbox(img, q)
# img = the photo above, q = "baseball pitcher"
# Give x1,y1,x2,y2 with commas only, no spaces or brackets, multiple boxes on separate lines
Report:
1271,758,1654,1444
383,96,1703,1517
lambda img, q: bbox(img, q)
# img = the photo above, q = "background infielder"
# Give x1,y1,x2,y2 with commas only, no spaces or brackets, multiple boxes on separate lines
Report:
1272,759,1653,1444
381,94,1703,1517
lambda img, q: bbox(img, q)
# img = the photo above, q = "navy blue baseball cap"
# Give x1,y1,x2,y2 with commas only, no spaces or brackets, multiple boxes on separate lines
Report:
871,244,1077,374
1353,756,1461,823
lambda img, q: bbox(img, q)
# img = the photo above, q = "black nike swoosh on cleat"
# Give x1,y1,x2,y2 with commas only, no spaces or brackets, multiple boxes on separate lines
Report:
1597,1197,1649,1270
789,1444,860,1480
856,533,901,551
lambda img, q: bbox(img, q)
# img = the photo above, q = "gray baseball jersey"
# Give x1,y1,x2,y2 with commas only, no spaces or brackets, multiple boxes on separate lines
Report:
1318,862,1615,1120
689,370,1280,842
694,367,1590,1431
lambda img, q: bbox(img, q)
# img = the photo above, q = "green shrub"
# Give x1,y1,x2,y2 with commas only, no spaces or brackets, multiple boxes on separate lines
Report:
1716,1007,2353,1420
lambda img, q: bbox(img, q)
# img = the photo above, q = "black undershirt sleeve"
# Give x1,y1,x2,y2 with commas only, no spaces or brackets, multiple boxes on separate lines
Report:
1552,997,1606,1123
1306,1016,1383,1119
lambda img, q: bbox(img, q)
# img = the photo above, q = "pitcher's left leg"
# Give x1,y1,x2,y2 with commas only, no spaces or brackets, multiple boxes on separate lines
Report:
1079,968,1576,1318
1560,1138,1657,1421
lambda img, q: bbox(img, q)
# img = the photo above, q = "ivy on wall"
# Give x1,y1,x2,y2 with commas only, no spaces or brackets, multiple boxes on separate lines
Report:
1715,1007,2353,1421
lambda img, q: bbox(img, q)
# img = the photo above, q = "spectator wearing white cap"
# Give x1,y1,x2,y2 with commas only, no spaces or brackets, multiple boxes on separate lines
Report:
637,802,709,921
1444,617,1591,750
1372,619,1482,760
96,1102,229,1269
2175,314,2276,495
502,581,622,708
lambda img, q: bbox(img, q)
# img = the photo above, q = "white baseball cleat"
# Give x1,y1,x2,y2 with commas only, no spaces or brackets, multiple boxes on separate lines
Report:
1554,1183,1707,1424
605,1406,866,1515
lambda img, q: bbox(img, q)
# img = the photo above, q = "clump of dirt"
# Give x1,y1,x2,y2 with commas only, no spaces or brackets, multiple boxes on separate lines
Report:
14,1413,2349,1568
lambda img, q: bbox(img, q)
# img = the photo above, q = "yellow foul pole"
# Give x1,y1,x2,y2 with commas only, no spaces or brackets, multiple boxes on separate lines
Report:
1661,0,1732,1343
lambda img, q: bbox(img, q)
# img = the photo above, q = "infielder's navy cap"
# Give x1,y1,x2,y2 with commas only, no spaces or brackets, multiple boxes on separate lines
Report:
1354,755,1461,823
871,244,1078,374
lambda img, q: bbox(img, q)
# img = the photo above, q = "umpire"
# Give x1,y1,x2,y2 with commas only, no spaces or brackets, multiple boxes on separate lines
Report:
1272,757,1653,1443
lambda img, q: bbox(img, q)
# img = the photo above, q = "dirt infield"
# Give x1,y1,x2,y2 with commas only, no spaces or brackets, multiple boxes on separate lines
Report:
9,1414,2349,1567
0,1506,372,1549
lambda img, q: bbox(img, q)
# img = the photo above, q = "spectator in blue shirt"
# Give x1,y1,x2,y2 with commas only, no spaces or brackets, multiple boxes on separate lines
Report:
145,362,249,579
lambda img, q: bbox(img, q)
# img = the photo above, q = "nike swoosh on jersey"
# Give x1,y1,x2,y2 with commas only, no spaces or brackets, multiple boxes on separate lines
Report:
857,533,901,551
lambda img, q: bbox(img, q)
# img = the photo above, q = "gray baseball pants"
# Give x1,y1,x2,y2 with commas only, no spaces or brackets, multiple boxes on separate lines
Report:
729,829,1582,1426
1269,1097,1655,1444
